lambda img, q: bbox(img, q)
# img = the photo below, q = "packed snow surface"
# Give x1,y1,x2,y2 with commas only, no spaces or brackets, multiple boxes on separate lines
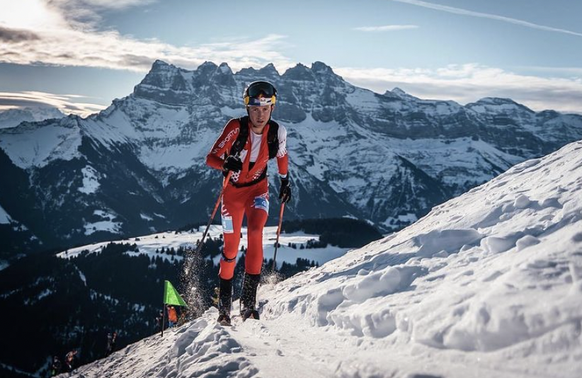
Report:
73,141,582,377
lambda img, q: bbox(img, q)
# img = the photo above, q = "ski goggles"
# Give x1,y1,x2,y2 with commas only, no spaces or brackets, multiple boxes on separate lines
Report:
244,81,277,106
245,95,276,106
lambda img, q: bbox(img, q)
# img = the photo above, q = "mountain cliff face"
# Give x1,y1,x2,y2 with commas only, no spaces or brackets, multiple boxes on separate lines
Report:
1,60,582,257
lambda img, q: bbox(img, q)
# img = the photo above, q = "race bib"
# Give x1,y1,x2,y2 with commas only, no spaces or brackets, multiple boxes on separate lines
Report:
222,215,234,233
253,196,269,213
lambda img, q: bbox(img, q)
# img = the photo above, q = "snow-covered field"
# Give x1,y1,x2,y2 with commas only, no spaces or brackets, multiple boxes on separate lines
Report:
59,226,349,268
70,140,582,378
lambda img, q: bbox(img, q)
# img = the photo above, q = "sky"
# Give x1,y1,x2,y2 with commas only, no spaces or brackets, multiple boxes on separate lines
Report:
1,0,581,116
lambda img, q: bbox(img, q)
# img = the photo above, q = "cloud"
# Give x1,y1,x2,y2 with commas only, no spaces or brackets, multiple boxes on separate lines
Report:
43,0,158,28
391,0,582,37
0,0,295,117
335,64,582,114
517,66,582,76
77,0,157,10
354,25,419,32
0,30,291,73
0,0,294,73
0,26,40,42
0,91,107,117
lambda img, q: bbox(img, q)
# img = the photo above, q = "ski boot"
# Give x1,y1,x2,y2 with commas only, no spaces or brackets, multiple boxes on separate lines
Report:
217,277,233,326
240,273,261,321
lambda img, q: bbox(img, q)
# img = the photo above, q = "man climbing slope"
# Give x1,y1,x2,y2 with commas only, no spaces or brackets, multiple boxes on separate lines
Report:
206,81,291,325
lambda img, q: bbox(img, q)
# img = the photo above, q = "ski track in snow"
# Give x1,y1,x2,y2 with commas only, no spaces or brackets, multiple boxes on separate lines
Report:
73,141,582,377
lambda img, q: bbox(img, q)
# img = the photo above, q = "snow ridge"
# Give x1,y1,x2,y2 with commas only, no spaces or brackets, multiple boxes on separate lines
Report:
0,106,65,129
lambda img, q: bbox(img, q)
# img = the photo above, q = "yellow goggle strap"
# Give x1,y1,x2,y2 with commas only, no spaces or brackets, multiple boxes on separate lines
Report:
244,95,276,106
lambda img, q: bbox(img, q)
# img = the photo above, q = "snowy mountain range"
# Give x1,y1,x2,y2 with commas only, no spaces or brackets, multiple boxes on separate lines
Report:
71,138,582,378
0,106,65,129
1,60,582,258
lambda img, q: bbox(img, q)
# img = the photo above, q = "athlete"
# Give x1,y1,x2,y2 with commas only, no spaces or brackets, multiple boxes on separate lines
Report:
206,80,291,324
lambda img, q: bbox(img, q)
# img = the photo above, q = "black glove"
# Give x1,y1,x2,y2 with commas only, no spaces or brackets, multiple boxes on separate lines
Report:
223,155,242,172
279,177,291,203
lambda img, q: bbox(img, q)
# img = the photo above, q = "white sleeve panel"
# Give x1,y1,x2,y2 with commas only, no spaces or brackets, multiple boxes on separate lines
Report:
277,124,287,158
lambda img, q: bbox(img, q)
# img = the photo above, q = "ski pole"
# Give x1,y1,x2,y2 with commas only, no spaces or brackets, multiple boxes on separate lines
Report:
194,171,232,255
271,202,286,272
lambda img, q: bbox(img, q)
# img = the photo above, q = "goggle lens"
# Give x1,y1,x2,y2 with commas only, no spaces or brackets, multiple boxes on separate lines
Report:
247,82,276,98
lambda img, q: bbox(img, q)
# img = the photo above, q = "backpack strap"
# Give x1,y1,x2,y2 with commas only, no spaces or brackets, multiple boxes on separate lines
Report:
267,120,279,159
229,116,249,157
229,116,279,160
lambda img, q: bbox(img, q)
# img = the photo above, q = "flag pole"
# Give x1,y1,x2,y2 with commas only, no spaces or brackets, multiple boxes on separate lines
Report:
161,282,166,337
161,303,165,337
161,280,167,337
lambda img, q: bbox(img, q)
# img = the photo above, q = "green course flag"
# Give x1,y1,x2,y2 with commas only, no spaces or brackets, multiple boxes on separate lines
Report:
163,280,187,307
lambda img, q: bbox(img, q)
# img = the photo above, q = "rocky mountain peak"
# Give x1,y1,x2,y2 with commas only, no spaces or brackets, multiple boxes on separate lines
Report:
467,97,534,115
135,60,184,94
391,87,407,97
311,61,335,75
143,60,184,81
236,66,258,76
257,63,280,78
197,61,219,72
217,62,234,75
388,87,419,101
203,62,236,89
151,59,173,70
474,97,520,106
282,63,315,81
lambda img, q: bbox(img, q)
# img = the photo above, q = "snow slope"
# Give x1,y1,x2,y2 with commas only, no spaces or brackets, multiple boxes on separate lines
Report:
0,106,65,129
0,204,11,224
69,141,582,377
0,117,82,169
